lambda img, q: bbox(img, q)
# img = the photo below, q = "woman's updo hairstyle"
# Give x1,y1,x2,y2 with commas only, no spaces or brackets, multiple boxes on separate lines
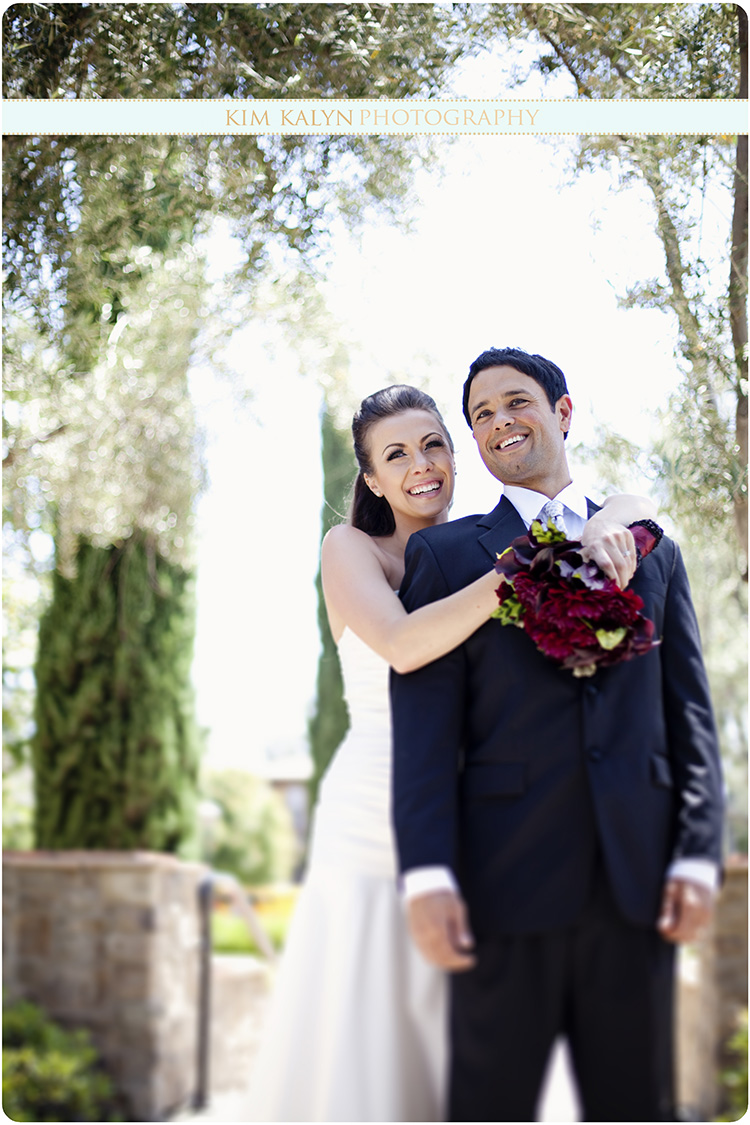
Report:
349,385,454,537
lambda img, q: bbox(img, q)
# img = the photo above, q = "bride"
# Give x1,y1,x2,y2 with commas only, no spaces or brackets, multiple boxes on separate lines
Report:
249,384,656,1122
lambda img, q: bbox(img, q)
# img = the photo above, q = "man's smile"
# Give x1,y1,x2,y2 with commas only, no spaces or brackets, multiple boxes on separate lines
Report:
496,433,528,451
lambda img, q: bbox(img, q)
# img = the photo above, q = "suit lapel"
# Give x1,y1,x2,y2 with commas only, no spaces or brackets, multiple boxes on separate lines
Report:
477,493,601,565
477,495,527,564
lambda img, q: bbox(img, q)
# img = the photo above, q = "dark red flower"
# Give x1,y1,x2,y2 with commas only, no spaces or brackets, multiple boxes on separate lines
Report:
492,522,660,676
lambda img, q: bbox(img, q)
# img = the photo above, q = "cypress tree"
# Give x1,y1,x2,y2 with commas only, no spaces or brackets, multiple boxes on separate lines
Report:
32,534,199,852
307,405,357,813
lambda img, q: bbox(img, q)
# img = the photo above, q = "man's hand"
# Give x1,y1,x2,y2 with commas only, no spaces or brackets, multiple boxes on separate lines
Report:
406,889,477,972
580,517,637,589
657,877,715,943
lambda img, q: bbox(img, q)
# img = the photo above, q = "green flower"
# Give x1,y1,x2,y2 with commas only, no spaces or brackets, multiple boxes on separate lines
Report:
529,519,569,545
595,626,628,651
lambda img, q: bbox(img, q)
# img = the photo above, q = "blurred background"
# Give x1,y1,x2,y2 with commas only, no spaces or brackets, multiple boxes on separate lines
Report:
2,3,747,1121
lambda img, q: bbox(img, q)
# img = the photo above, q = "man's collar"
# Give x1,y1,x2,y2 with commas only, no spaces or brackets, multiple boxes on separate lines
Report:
502,482,588,527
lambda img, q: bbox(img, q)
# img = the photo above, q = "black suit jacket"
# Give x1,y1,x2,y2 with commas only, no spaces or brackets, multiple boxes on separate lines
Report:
390,495,724,938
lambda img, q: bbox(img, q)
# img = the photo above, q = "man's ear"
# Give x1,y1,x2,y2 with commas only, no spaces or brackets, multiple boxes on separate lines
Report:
557,394,573,433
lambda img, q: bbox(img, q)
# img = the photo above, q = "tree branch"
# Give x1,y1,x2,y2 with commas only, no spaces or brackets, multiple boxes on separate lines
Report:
729,3,748,562
3,424,68,469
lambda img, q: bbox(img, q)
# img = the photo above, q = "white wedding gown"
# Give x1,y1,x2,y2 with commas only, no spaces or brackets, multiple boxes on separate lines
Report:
249,627,447,1122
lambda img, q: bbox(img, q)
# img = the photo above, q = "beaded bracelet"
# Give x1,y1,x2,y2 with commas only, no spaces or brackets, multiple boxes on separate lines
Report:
628,519,664,566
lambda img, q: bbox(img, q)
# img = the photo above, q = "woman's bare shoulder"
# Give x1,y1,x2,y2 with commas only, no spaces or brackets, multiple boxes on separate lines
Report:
322,524,396,588
323,523,375,554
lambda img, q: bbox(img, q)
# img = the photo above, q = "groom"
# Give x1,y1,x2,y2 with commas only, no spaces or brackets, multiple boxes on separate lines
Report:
390,347,724,1122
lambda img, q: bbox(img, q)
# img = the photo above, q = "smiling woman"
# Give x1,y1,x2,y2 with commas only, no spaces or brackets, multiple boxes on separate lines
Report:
364,414,454,520
347,386,455,541
321,385,501,674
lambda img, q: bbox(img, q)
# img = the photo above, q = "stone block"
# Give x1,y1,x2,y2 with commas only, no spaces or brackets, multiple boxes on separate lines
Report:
108,903,157,934
17,913,52,957
209,954,273,1095
110,965,150,1003
51,971,91,1013
104,931,155,964
98,869,158,908
55,928,101,973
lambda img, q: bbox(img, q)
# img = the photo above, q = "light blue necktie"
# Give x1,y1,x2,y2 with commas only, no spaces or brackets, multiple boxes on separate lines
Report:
536,498,568,534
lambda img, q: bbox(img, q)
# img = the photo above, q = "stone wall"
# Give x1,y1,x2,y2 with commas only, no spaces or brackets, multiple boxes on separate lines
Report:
4,851,746,1120
3,851,206,1121
677,858,748,1119
208,954,272,1094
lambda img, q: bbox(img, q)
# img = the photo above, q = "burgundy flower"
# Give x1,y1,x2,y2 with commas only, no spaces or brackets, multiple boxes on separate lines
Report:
492,522,661,676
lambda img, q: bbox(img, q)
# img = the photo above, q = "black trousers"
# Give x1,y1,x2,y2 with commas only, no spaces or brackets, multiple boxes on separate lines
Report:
449,868,676,1122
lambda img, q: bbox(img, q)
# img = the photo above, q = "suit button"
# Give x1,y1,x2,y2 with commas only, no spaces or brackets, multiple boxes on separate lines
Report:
588,747,602,762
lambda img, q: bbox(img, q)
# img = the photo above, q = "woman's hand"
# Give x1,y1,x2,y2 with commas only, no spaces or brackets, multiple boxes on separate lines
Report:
580,515,637,588
581,494,659,588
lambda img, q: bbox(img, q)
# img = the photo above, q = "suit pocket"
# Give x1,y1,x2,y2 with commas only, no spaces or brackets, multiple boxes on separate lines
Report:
462,761,526,800
650,754,674,789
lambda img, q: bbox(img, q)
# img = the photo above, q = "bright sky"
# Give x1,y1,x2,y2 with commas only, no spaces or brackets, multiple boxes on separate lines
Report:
190,127,713,774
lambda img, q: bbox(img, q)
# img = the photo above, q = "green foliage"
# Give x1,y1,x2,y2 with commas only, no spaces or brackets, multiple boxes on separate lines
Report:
485,3,747,570
574,426,748,851
2,3,476,100
1,3,476,870
719,1009,749,1121
4,248,204,855
2,549,49,848
2,4,480,361
652,385,744,535
508,2,740,98
307,406,358,810
4,247,204,573
2,768,34,851
199,769,298,886
32,535,200,852
211,903,291,955
2,999,121,1122
210,910,258,955
490,595,524,627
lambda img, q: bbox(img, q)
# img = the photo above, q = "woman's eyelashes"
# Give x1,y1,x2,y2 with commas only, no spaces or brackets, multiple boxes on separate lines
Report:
386,439,445,462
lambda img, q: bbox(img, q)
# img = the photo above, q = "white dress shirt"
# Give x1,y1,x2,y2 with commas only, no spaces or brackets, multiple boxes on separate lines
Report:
402,484,719,902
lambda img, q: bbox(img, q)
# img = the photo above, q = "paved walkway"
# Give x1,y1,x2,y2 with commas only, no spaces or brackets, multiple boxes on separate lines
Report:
177,1038,580,1122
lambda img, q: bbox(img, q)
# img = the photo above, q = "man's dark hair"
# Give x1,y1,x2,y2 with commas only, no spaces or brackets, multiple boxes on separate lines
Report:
462,347,569,427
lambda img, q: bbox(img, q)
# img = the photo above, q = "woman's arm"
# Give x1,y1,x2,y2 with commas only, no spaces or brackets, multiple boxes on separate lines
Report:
321,524,499,674
322,494,660,674
581,494,659,588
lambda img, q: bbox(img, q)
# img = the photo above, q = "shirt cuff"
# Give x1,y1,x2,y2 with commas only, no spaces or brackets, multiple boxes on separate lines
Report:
667,858,720,894
401,866,458,902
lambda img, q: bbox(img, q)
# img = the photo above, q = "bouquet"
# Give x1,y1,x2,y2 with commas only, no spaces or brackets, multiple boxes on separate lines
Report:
492,520,661,677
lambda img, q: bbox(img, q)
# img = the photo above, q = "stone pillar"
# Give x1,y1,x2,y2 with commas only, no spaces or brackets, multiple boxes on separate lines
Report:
3,851,206,1121
714,859,749,1063
208,954,272,1094
677,857,748,1119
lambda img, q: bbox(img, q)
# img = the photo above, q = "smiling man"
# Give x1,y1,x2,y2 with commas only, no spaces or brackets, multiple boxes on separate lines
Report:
390,346,724,1122
465,362,572,494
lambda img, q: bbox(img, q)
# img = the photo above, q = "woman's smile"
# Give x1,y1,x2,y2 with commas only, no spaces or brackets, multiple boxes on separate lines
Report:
407,478,444,497
364,407,456,525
